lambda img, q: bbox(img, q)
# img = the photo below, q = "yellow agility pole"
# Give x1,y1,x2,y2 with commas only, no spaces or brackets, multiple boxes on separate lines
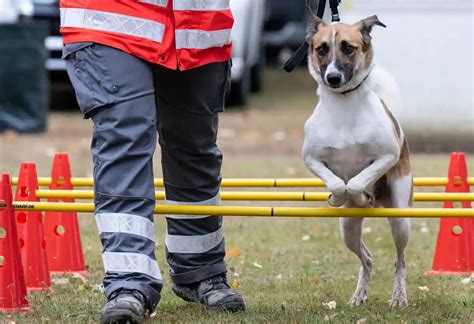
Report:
6,201,474,218
34,190,474,202
12,177,474,187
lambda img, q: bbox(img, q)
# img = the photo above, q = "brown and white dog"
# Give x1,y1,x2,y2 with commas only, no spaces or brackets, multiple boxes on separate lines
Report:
302,13,412,307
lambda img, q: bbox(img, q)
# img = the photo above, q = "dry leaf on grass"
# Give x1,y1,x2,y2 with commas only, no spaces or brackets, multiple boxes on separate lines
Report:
301,235,310,241
322,300,337,310
357,318,368,324
231,280,240,289
418,286,430,292
226,247,242,259
252,261,263,269
461,277,471,285
362,227,372,234
76,284,86,292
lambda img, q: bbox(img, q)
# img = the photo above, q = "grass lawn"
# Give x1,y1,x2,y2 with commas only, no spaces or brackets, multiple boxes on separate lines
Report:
0,68,473,323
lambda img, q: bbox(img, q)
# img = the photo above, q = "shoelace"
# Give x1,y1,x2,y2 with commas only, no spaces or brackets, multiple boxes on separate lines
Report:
110,289,146,304
205,276,230,290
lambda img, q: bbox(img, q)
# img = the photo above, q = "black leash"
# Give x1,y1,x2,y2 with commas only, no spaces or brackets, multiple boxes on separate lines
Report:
283,0,342,73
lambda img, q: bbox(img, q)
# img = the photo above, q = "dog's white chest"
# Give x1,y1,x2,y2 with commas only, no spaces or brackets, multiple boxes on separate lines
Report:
303,93,397,181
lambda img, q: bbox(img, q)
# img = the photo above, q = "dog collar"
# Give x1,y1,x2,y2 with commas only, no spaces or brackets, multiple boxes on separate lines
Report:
341,72,371,95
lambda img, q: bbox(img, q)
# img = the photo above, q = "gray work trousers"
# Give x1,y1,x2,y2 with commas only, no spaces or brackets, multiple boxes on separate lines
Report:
63,43,231,311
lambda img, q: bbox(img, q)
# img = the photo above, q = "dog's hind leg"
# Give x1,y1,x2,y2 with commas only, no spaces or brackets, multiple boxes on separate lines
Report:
340,207,372,306
385,172,412,308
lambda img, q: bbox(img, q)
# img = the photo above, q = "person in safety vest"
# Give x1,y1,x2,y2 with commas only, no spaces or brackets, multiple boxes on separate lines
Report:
60,1,244,322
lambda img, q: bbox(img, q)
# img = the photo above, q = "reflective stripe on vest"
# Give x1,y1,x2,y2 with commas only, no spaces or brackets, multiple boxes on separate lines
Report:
60,8,165,43
165,227,223,254
175,29,231,50
139,0,168,7
95,213,155,242
173,0,230,11
102,251,162,280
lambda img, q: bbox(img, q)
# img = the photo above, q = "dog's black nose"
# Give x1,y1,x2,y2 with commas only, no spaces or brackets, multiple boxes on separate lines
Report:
326,73,342,86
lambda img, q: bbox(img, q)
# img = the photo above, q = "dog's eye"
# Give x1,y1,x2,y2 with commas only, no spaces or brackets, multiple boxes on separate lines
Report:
341,42,356,55
316,44,329,56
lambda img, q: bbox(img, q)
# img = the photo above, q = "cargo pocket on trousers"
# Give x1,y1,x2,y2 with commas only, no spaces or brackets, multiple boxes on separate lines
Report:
64,43,113,118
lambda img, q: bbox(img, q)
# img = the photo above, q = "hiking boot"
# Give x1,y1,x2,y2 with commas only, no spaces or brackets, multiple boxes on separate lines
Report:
101,289,150,324
172,274,246,312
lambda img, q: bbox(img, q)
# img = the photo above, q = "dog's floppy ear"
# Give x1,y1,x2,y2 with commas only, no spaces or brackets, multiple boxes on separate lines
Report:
306,5,324,44
356,15,386,44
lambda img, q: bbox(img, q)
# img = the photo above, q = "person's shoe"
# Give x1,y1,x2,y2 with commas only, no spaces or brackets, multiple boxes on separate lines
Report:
101,289,149,324
172,274,246,312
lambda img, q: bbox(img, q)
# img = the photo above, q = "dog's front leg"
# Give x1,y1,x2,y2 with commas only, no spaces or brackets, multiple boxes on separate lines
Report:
347,155,398,207
304,156,347,207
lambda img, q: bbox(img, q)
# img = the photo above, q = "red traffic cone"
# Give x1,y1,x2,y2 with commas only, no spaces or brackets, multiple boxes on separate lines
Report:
0,174,30,312
426,152,474,275
15,163,51,291
43,153,86,274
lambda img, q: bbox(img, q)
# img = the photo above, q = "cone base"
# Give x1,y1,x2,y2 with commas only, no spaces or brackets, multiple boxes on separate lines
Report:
0,306,30,313
425,270,474,276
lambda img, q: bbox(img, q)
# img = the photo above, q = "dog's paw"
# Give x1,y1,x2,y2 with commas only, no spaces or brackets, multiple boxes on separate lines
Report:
328,193,347,207
327,178,347,207
389,289,408,308
346,180,374,207
349,287,368,306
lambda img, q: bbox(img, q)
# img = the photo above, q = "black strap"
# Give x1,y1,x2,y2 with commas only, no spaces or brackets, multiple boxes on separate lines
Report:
283,0,326,73
283,0,341,73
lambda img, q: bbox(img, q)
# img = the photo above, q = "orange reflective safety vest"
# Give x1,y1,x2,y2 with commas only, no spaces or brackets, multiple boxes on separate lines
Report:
60,0,233,70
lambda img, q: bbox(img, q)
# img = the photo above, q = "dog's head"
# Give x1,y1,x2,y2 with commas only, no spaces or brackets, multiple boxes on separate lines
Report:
306,13,386,92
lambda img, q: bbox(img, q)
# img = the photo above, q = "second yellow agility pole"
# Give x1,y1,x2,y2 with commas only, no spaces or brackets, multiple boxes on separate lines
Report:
34,190,474,202
12,177,474,187
7,201,474,218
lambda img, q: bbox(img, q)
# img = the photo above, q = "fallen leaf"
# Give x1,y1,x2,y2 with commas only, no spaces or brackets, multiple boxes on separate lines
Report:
252,261,263,269
461,277,471,285
226,247,242,259
302,235,310,241
362,227,372,234
76,284,86,292
231,280,240,289
357,318,368,324
322,300,337,310
418,286,430,292
275,274,283,280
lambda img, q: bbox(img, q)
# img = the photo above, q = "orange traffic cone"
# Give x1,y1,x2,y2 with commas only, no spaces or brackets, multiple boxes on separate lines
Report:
0,174,30,312
426,152,474,275
43,153,86,274
15,163,51,291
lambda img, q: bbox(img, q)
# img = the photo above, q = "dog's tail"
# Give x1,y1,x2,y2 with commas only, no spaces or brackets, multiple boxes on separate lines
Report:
372,66,402,117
